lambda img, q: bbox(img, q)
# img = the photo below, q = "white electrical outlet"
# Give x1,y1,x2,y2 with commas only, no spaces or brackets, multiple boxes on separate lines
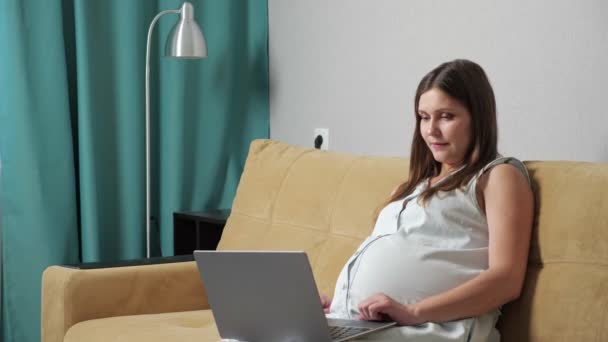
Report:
314,128,329,150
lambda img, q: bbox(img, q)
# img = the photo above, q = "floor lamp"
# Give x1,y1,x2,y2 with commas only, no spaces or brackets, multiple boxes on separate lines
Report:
145,2,207,257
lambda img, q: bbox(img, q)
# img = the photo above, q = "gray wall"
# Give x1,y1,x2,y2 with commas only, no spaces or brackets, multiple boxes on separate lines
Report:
268,0,608,161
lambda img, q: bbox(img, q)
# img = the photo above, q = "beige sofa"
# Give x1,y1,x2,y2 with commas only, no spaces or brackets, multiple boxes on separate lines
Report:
42,139,608,341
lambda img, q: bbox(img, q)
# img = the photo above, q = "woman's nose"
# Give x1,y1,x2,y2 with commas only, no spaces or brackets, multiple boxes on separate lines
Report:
427,118,440,135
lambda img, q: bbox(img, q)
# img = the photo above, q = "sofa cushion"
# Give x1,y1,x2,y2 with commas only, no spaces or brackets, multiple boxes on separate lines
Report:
217,139,409,296
64,310,219,342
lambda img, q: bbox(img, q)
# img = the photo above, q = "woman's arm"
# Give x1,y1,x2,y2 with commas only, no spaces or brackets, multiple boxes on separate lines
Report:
358,164,534,325
413,163,534,322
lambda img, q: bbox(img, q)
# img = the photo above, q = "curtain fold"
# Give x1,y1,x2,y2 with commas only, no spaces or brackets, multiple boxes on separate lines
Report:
73,0,152,261
0,0,269,341
0,1,80,341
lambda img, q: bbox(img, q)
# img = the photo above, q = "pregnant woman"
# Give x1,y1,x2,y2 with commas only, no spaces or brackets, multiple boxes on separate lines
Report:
323,59,534,342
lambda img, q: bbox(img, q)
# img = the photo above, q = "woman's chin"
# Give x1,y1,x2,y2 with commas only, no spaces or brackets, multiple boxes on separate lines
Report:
431,150,461,164
431,153,447,163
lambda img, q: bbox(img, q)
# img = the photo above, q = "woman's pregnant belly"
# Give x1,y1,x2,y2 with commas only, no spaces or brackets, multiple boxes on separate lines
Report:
348,234,488,306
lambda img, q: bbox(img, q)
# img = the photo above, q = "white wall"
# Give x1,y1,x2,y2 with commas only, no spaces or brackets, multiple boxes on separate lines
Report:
268,0,608,162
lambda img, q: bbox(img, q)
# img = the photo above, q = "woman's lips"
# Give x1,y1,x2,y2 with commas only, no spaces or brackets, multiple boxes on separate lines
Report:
430,143,448,149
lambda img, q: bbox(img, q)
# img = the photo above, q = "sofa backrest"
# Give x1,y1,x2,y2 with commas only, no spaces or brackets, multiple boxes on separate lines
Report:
218,140,408,295
219,139,608,342
496,160,608,341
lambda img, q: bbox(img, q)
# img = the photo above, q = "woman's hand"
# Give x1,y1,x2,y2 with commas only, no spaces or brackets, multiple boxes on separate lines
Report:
320,294,332,313
357,293,425,326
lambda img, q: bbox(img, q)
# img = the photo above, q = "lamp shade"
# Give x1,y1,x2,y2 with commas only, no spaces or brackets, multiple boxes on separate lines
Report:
165,2,207,58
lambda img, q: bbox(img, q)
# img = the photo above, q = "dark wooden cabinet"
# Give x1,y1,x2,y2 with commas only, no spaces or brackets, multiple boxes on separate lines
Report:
173,209,231,255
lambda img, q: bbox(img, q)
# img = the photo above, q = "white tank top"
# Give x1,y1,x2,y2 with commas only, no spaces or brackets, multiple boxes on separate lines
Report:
328,157,530,321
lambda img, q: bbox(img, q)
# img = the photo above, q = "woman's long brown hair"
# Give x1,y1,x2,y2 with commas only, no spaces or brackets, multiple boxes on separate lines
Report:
375,59,498,221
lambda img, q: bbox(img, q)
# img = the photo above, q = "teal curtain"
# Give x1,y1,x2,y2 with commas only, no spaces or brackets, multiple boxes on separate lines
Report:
0,0,269,341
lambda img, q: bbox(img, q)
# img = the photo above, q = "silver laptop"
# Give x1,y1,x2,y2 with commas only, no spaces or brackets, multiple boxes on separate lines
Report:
194,250,396,342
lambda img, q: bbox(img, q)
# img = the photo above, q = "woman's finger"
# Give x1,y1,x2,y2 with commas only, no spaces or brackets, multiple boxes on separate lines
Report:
358,303,369,320
358,305,366,320
320,294,329,306
368,302,382,321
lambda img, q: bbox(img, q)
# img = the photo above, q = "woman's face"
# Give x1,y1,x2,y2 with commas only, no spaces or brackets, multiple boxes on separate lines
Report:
417,87,472,171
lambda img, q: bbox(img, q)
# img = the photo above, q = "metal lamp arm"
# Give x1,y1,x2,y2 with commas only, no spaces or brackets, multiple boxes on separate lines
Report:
144,8,180,258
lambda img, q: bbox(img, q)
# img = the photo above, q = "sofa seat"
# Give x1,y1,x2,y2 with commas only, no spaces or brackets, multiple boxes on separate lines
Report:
64,310,220,342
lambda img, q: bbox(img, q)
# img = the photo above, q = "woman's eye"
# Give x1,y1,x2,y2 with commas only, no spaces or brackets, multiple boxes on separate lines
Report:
419,115,430,121
441,113,453,120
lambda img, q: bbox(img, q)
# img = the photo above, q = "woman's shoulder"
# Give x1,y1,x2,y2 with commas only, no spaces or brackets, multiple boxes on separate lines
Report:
472,157,532,213
476,156,531,193
478,156,530,187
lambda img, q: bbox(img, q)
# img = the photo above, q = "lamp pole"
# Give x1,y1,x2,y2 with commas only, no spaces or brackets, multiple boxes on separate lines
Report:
145,2,207,258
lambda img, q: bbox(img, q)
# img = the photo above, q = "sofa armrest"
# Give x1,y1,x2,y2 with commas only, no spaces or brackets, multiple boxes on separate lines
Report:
41,260,209,342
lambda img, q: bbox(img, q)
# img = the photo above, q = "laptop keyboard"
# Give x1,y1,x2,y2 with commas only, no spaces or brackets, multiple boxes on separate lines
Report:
329,325,370,340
